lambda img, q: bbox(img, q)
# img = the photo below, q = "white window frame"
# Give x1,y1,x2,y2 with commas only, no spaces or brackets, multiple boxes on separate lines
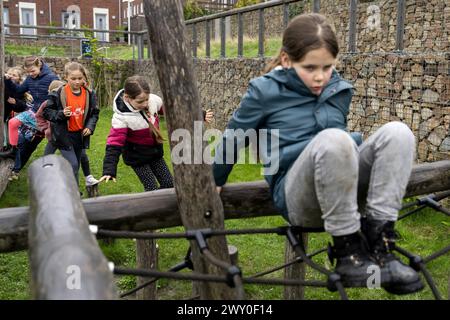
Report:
19,2,37,36
93,8,109,42
140,3,143,14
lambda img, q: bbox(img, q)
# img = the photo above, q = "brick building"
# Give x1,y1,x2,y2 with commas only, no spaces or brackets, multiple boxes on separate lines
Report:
1,0,239,41
2,0,123,41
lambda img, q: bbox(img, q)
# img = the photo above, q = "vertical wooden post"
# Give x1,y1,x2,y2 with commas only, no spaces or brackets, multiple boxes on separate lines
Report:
28,155,117,299
142,0,238,300
284,233,308,299
136,237,158,300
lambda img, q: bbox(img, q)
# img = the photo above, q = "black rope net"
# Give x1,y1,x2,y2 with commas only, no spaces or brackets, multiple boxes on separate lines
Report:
94,190,450,300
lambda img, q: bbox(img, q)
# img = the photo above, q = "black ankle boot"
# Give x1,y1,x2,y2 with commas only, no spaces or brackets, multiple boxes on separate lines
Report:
0,146,17,159
361,218,424,294
329,231,378,288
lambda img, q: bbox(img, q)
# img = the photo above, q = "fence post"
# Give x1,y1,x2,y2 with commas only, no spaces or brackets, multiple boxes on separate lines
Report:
348,0,358,53
283,1,289,28
238,12,243,57
258,8,265,57
192,23,198,58
220,16,226,58
28,155,117,299
313,0,320,13
395,0,406,51
132,33,136,60
140,34,145,61
137,34,143,62
205,19,211,58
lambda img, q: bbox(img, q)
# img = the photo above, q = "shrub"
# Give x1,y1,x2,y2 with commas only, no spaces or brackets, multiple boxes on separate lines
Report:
183,0,207,20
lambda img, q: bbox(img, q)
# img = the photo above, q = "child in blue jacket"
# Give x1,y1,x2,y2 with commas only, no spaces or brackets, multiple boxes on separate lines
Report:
213,14,423,295
1,57,59,166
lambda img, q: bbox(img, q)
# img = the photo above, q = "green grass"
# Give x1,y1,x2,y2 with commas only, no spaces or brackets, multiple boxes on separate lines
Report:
4,43,147,61
0,108,448,300
5,44,67,59
196,37,282,58
5,37,282,60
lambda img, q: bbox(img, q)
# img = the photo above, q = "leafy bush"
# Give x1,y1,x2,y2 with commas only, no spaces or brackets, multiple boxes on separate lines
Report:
183,0,207,20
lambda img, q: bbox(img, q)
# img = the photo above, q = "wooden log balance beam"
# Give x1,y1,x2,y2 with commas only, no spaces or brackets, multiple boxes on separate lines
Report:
28,155,117,299
1,159,450,253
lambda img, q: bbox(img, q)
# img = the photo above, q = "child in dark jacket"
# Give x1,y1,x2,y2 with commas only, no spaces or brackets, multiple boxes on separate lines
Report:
36,79,100,187
3,67,29,123
42,62,99,184
2,67,38,181
100,75,173,191
213,14,423,294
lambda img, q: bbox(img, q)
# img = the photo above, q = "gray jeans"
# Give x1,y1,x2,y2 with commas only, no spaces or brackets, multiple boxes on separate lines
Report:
285,122,415,236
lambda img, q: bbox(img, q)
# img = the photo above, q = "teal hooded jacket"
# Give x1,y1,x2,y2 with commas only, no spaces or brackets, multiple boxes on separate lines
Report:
213,67,361,220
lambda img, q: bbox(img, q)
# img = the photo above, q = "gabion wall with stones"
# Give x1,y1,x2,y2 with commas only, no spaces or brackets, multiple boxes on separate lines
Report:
4,55,135,108
136,51,449,163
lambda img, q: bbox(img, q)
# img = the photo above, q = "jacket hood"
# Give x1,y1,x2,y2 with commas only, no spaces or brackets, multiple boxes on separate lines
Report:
113,89,141,115
264,67,353,101
39,63,53,78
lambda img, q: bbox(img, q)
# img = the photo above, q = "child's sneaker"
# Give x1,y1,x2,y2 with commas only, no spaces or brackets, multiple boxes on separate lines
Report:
8,171,19,181
85,175,99,186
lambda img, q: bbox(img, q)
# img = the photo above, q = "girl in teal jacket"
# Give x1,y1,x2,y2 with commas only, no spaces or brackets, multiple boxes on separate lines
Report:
213,13,423,295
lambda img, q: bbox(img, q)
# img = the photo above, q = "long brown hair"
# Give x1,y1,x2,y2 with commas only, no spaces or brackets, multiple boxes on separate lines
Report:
265,13,339,72
64,61,90,89
124,75,164,144
23,56,43,69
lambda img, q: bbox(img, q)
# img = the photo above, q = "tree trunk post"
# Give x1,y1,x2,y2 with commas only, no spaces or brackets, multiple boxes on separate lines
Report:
136,235,158,300
28,155,117,299
142,0,237,299
284,233,308,299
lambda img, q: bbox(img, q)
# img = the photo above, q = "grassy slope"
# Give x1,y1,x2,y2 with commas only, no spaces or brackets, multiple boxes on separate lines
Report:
5,38,280,60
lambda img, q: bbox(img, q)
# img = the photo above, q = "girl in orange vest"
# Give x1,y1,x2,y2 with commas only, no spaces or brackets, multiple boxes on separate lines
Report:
43,62,100,184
